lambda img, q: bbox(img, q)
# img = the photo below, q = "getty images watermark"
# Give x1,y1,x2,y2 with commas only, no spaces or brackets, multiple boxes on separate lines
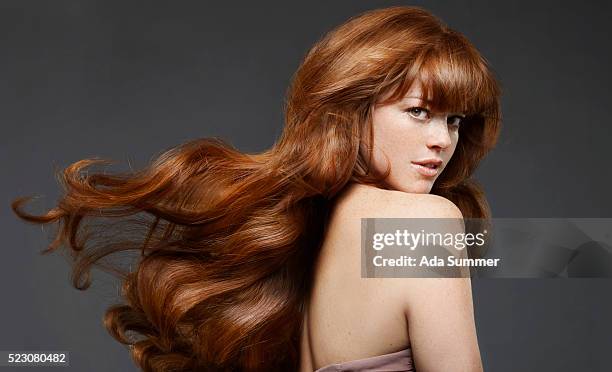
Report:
361,218,612,278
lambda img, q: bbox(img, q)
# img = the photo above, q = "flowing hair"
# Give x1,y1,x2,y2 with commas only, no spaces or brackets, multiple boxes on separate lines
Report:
11,6,501,371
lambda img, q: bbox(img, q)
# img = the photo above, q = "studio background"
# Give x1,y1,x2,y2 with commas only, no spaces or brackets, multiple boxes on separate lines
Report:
1,1,611,371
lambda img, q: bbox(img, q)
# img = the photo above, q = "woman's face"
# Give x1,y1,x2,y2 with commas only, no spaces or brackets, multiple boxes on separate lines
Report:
364,82,464,194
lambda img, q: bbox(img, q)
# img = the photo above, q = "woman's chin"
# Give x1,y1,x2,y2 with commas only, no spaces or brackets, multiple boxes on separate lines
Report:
394,180,434,194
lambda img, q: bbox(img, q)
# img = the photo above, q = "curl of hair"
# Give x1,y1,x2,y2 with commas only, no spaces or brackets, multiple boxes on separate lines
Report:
12,6,501,371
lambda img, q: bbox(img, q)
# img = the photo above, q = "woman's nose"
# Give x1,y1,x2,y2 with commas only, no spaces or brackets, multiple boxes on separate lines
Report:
426,118,452,150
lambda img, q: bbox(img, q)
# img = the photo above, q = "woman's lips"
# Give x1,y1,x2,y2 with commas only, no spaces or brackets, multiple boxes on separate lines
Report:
411,162,439,177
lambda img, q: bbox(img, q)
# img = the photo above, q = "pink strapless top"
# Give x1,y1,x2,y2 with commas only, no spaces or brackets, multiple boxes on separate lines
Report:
314,348,414,372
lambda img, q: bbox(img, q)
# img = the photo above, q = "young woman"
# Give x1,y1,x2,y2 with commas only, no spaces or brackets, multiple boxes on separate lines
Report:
12,6,501,372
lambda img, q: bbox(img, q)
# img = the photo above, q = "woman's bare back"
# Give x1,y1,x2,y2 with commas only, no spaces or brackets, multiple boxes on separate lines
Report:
299,183,482,372
300,183,417,371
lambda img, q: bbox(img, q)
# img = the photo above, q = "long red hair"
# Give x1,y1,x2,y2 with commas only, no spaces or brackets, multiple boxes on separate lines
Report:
11,6,501,371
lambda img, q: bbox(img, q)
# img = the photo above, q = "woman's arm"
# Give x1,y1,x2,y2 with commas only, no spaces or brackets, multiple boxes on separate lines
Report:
402,276,483,372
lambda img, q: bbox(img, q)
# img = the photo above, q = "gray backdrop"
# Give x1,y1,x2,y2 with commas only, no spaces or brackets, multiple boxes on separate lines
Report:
1,1,611,371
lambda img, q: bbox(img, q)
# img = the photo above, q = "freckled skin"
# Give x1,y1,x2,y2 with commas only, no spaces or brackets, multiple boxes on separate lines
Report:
365,82,463,194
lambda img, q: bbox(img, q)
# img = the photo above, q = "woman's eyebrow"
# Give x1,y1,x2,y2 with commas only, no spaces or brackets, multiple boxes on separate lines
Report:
402,95,432,103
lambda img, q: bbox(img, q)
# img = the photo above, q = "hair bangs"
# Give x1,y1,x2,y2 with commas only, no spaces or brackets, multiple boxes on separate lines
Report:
387,35,499,118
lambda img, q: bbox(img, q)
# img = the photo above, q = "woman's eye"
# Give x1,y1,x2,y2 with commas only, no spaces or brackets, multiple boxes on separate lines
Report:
407,107,430,120
447,115,465,129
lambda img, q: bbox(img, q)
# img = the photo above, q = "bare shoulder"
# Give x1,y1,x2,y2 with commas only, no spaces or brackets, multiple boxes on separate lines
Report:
323,183,466,280
332,183,463,221
324,183,464,262
326,182,471,315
